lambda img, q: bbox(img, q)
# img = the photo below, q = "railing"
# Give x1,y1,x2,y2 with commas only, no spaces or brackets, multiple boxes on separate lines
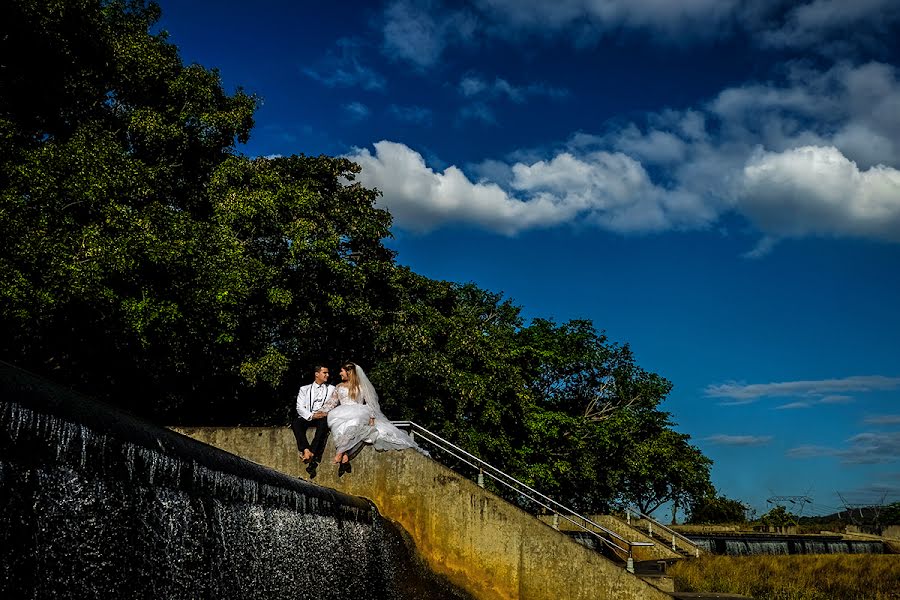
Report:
625,506,702,557
393,421,654,573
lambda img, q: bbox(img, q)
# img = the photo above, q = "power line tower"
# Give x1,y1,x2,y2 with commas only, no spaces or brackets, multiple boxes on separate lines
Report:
766,495,813,525
837,491,889,529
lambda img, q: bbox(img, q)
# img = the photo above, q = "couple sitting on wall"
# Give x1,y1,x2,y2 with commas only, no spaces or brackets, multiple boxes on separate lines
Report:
291,362,421,479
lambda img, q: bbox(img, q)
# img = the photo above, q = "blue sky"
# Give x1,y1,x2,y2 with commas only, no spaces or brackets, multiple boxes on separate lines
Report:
156,0,900,517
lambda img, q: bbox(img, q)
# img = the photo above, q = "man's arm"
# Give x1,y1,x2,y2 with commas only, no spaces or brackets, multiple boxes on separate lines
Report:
296,385,313,420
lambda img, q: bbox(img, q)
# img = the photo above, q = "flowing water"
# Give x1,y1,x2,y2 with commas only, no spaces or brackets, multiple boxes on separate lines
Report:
0,363,470,599
688,535,884,556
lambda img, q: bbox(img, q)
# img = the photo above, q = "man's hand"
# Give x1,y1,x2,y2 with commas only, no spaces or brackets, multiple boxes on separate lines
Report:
312,411,328,419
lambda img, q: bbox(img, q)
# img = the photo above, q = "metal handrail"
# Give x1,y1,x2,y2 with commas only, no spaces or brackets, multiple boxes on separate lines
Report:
625,506,702,557
393,420,654,571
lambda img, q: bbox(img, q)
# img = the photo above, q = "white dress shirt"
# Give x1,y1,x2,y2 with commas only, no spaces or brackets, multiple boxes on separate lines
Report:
296,382,335,420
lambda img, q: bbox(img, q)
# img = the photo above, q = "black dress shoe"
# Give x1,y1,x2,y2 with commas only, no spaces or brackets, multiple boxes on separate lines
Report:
306,462,318,479
338,461,351,477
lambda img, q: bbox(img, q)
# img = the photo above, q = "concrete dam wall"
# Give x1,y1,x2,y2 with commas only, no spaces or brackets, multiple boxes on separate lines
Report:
175,426,672,600
0,362,469,600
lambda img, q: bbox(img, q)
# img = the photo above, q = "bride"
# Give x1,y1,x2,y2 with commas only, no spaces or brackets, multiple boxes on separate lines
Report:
321,362,422,475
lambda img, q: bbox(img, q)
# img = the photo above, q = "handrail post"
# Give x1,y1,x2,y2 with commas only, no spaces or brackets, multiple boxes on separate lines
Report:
672,534,676,551
626,508,631,525
552,512,560,530
648,521,653,537
477,468,484,488
626,545,635,574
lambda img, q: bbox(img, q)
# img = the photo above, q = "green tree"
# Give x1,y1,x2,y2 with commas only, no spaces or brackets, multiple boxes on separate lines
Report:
687,494,752,524
0,0,395,423
758,505,798,528
1,0,716,517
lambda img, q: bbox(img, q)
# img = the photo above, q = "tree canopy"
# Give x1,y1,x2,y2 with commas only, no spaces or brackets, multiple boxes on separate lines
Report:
0,0,715,515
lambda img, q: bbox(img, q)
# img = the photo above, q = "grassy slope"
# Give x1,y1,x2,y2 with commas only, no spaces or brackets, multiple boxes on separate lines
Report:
669,554,900,600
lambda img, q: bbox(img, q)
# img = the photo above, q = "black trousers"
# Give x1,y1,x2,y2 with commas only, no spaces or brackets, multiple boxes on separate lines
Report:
291,417,329,462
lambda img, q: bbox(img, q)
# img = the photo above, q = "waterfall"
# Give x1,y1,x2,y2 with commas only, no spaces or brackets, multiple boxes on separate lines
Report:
0,362,470,599
685,533,885,556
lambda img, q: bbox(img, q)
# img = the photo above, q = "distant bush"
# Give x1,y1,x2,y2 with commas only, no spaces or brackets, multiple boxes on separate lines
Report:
687,494,752,524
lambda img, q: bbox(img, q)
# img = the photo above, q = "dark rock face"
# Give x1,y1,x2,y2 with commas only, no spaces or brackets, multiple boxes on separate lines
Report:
0,362,470,600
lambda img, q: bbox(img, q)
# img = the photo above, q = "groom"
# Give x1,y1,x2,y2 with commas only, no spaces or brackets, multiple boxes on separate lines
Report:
291,364,334,478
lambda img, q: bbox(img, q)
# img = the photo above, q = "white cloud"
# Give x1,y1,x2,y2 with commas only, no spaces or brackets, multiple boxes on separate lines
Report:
775,395,855,410
389,104,433,124
459,75,569,103
379,0,899,67
345,63,900,248
343,102,370,121
788,431,900,464
347,141,558,234
740,145,900,242
706,375,900,405
302,38,385,91
346,141,716,235
382,0,477,69
588,62,900,249
759,0,900,51
775,402,813,410
864,415,900,425
475,0,898,51
458,102,497,125
705,434,773,446
475,0,743,39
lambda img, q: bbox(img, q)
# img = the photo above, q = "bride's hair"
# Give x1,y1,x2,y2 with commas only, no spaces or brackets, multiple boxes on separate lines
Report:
342,362,361,399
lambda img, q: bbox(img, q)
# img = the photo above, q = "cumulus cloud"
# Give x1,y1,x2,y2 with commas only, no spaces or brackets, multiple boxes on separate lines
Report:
787,431,900,464
706,375,900,405
344,63,900,248
345,141,716,234
740,145,900,242
705,434,773,446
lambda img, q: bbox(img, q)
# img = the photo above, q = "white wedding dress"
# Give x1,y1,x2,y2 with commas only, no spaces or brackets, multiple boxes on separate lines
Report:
323,385,422,456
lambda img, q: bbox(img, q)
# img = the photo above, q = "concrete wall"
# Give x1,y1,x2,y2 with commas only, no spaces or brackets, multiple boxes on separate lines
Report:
537,514,681,561
174,427,671,600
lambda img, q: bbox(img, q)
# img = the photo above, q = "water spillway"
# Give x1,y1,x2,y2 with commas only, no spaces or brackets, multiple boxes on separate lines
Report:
686,533,884,556
0,362,470,599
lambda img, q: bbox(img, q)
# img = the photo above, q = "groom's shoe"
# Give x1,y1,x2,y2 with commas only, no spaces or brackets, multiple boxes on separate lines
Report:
338,461,351,477
306,461,318,479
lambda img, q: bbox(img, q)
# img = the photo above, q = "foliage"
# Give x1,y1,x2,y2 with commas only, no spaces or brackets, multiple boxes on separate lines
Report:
0,0,717,514
0,0,392,423
758,505,799,528
883,502,900,526
670,554,900,600
688,494,753,524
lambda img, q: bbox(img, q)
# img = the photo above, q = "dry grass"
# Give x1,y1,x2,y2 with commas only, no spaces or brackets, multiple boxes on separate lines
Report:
669,554,900,600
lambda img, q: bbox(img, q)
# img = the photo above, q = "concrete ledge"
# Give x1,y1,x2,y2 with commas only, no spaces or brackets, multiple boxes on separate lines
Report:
174,426,673,600
538,514,682,561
